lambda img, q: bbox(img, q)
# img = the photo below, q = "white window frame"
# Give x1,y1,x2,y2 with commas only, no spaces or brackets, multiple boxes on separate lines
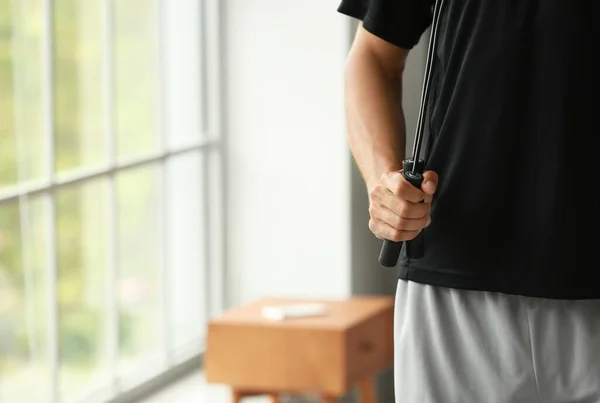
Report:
0,0,223,401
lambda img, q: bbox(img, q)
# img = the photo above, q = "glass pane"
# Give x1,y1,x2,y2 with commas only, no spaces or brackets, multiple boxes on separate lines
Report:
116,165,162,377
0,198,51,402
56,180,109,401
164,0,204,149
0,0,45,190
114,0,159,159
166,153,205,350
54,0,106,173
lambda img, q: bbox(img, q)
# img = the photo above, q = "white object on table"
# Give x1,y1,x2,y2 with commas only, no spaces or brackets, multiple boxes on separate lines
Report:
261,303,328,321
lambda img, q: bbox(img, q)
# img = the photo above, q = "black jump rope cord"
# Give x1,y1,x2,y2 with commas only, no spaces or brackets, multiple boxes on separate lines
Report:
378,0,446,268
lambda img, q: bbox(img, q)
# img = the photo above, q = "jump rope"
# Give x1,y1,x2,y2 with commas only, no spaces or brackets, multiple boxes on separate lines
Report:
379,0,446,267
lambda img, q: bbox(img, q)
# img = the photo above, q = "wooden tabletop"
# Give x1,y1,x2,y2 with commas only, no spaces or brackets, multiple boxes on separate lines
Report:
209,295,394,330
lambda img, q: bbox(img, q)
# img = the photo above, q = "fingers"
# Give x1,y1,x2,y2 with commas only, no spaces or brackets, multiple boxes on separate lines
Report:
369,218,421,242
370,188,430,219
381,170,438,201
422,170,438,195
380,172,425,203
367,170,439,241
369,202,430,231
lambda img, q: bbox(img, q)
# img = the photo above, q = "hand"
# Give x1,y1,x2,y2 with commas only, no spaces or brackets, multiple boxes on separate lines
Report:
368,170,438,242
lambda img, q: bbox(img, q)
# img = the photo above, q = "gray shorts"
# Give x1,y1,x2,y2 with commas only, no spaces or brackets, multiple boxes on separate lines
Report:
394,279,600,403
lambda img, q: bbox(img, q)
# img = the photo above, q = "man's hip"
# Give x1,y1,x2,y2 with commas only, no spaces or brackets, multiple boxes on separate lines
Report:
394,279,600,403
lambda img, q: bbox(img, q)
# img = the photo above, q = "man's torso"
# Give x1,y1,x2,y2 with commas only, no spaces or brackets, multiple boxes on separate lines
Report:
398,0,600,299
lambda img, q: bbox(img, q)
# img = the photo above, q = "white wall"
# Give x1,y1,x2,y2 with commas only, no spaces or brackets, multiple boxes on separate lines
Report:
222,0,428,305
223,0,352,304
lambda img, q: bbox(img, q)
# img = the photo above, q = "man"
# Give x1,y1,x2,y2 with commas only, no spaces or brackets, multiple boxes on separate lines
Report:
338,0,600,402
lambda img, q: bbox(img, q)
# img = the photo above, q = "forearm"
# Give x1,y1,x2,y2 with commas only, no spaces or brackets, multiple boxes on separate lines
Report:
344,46,406,190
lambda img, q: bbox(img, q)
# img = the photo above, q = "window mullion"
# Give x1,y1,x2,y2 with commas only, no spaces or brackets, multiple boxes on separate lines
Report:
205,0,221,142
204,0,226,313
156,0,172,368
102,0,120,397
41,1,59,402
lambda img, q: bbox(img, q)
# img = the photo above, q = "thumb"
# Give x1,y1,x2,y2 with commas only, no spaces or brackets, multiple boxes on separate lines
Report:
422,170,438,194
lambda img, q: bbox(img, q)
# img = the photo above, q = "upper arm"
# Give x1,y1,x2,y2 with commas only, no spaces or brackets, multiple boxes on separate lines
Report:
339,0,434,77
351,24,410,79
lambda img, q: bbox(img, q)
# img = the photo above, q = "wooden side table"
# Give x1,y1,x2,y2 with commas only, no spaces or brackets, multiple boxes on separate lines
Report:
204,296,394,402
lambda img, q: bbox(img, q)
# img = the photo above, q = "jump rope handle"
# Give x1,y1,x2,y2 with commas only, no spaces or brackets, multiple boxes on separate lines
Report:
377,0,446,267
378,159,426,267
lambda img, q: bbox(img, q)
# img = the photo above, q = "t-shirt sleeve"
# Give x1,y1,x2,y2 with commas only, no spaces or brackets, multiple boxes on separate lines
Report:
337,0,434,49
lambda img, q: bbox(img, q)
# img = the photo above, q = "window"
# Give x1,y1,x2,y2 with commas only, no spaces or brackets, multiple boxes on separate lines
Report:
0,0,222,402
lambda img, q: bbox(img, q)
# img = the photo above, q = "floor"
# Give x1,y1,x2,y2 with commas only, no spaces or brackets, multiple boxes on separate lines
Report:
135,370,369,403
138,370,270,403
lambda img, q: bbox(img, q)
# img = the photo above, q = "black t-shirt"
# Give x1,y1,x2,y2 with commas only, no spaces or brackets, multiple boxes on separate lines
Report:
339,0,600,299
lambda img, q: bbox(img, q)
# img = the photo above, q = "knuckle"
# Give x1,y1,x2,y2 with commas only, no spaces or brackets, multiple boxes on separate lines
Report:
368,185,379,199
392,215,403,230
388,229,402,242
399,230,413,241
369,219,384,239
397,202,410,218
368,219,377,235
391,181,404,196
387,183,398,195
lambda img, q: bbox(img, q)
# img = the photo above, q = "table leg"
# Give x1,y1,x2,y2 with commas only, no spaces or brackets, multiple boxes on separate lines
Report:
231,390,245,403
358,376,377,403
